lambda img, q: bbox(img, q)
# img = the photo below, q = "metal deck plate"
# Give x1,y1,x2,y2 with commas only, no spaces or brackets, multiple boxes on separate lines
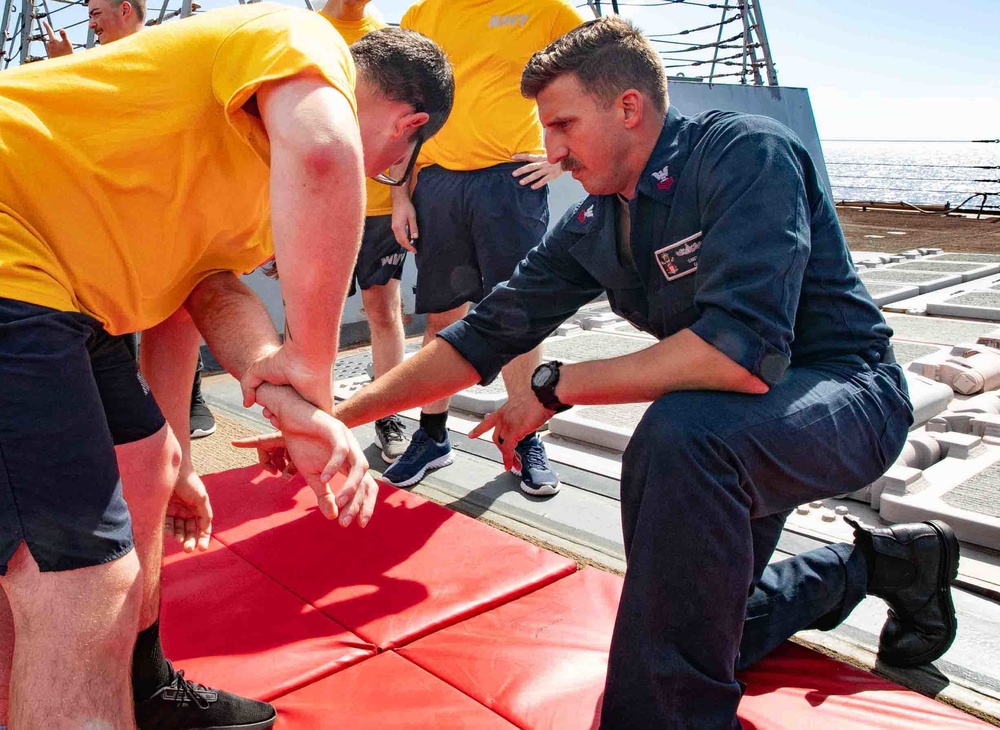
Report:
933,291,1000,309
890,341,946,364
885,314,999,345
885,259,1000,281
861,281,920,306
334,352,373,380
930,253,1000,264
943,463,1000,519
542,332,650,362
859,269,959,284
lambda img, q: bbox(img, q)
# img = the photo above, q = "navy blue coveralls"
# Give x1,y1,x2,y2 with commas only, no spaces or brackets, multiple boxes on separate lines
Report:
439,107,914,728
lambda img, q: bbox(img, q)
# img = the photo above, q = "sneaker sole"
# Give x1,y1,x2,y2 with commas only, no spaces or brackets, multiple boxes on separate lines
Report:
879,519,960,668
383,452,454,488
510,466,560,497
195,720,275,730
189,708,276,730
190,424,217,439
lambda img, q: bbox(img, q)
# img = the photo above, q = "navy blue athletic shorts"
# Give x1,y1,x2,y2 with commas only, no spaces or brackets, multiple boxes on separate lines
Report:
0,297,165,575
411,162,549,314
348,215,407,297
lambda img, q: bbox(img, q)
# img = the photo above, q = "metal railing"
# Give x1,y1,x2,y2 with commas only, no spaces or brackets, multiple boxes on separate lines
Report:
827,142,1000,219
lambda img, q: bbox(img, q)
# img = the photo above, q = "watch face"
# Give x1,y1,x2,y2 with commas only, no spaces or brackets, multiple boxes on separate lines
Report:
532,364,552,388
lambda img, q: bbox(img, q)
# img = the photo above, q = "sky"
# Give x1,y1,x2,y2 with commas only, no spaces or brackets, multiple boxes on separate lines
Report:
21,0,999,141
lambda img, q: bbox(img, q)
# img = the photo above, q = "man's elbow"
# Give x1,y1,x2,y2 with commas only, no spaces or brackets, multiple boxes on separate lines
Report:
297,137,360,182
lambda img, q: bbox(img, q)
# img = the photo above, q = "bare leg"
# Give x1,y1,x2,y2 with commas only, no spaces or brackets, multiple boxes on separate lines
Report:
2,544,141,729
361,280,405,380
420,305,470,414
0,584,11,724
116,424,181,629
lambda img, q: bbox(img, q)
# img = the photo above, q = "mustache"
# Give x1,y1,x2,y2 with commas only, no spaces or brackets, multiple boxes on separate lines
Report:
561,155,583,172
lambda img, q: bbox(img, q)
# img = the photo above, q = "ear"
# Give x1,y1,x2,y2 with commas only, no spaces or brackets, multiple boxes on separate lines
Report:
620,89,643,130
393,111,430,139
120,0,133,17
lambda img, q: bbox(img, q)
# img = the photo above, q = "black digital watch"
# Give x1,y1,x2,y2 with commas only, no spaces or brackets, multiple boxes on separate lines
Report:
530,361,571,413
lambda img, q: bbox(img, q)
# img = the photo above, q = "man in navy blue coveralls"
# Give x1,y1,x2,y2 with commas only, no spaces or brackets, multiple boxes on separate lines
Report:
249,16,960,728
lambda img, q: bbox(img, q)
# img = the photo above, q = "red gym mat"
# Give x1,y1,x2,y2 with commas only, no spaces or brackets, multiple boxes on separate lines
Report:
160,538,374,701
398,567,621,729
737,643,989,729
203,465,578,649
272,650,517,729
400,568,987,730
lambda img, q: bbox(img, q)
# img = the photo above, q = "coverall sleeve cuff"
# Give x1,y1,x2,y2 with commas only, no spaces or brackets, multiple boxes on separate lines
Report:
688,308,790,386
437,321,504,386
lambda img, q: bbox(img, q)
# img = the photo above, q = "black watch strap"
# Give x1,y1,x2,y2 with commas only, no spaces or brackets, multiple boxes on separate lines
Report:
531,361,571,413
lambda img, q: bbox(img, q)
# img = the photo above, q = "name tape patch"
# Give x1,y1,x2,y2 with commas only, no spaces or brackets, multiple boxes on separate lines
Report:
654,231,702,281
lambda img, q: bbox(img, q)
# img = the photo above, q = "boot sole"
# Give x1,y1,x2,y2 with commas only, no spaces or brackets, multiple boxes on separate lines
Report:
882,520,960,668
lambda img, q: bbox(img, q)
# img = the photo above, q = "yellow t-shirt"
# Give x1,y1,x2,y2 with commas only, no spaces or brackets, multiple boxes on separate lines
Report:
318,10,392,217
401,0,584,171
0,4,356,335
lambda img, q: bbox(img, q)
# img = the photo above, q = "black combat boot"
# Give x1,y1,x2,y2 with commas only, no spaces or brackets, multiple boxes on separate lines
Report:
847,517,960,667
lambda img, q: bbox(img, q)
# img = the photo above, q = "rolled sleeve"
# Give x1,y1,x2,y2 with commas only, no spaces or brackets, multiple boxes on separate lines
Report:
689,118,811,385
438,220,605,385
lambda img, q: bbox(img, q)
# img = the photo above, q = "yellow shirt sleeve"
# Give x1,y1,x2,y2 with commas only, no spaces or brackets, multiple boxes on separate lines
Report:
212,9,357,157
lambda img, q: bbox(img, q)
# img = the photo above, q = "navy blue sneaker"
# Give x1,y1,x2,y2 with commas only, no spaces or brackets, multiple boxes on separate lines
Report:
381,428,453,487
512,435,560,496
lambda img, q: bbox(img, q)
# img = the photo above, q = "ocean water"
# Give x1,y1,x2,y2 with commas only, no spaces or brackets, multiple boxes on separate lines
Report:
823,141,1000,210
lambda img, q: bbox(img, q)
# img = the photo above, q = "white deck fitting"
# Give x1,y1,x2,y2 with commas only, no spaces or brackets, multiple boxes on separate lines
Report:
609,320,657,339
851,250,892,265
882,260,1000,282
859,267,965,294
927,290,1000,321
910,345,1000,395
450,377,508,415
783,496,1000,596
904,372,958,427
548,402,652,453
863,281,921,306
879,437,1000,550
575,312,624,331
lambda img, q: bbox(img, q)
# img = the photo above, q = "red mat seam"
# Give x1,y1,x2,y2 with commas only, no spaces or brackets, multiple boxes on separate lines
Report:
379,560,579,651
390,649,531,730
168,538,379,701
212,521,578,652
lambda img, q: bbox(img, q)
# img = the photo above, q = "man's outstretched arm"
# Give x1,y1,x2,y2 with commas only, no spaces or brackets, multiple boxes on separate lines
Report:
334,338,481,428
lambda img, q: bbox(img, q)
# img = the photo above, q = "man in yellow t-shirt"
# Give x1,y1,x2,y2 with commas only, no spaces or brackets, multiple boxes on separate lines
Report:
319,0,411,465
0,6,453,727
46,0,221,443
383,0,586,496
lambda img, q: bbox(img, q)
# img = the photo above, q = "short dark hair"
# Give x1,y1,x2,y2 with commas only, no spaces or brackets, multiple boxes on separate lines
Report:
521,16,667,114
351,27,454,140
